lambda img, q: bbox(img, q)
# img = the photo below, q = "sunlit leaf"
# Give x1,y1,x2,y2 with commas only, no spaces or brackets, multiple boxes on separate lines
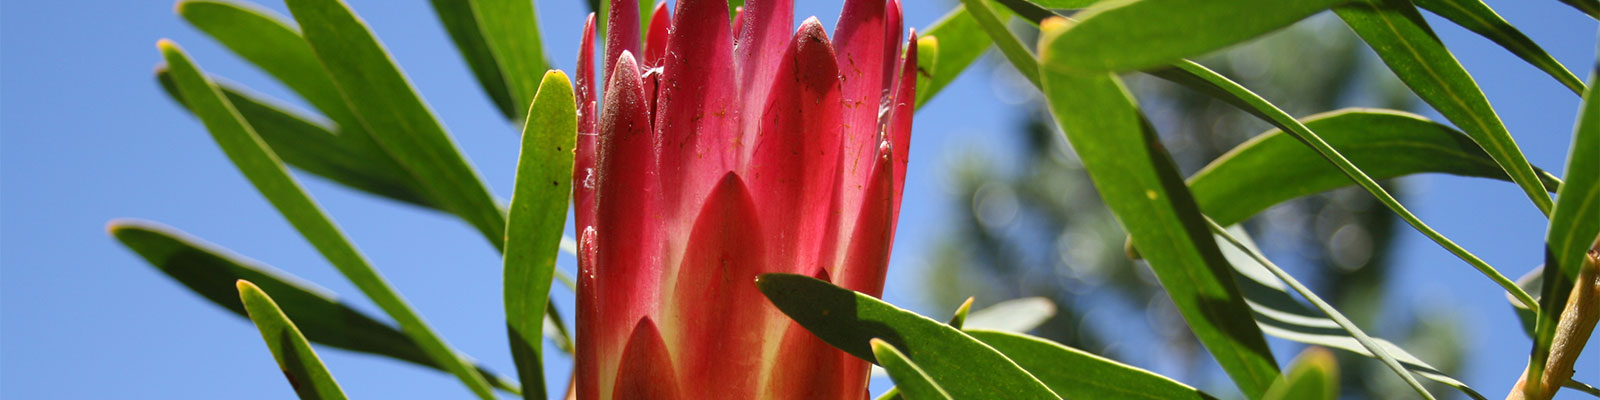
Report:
156,70,432,209
503,71,577,400
757,273,1061,399
958,0,1038,87
237,280,349,400
158,39,496,399
962,297,1056,333
1412,0,1585,95
1527,63,1600,399
1212,224,1435,399
1335,0,1554,216
1216,225,1478,399
1038,23,1280,398
1042,0,1344,74
429,0,550,120
286,0,507,251
870,339,954,400
967,329,1217,399
1190,109,1562,226
1263,348,1339,400
917,3,1013,108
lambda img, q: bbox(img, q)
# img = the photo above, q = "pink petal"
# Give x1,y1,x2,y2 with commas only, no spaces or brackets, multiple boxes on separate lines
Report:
575,228,600,400
575,13,599,235
747,19,844,275
655,0,739,230
732,0,793,155
643,2,670,68
611,318,682,400
827,0,889,269
835,141,895,297
665,173,770,399
886,32,916,227
604,0,641,82
883,0,904,89
763,267,871,399
593,52,666,395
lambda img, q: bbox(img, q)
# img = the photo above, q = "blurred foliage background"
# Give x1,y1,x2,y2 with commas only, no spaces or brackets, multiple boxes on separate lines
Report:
923,14,1469,398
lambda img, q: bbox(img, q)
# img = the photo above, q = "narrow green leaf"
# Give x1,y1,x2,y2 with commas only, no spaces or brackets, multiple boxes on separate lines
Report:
286,0,506,251
237,280,349,400
429,0,515,119
1510,266,1544,337
504,71,577,400
1148,60,1537,311
1190,109,1562,226
158,39,495,399
958,0,1038,88
756,273,1061,399
1038,28,1280,398
912,36,939,109
994,0,1080,22
1528,64,1600,398
429,0,549,120
870,339,954,400
946,297,975,328
962,297,1056,333
1335,0,1554,215
1211,223,1435,399
1043,0,1344,74
967,329,1217,399
156,70,433,208
1412,0,1585,95
107,220,522,393
1214,226,1482,399
917,3,1013,108
176,1,361,136
1016,0,1104,8
1263,348,1339,400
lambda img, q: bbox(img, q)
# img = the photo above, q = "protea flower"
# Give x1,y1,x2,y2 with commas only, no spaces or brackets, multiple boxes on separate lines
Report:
568,0,917,398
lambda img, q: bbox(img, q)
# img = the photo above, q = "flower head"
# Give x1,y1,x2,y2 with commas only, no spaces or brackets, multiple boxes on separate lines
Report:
570,0,917,398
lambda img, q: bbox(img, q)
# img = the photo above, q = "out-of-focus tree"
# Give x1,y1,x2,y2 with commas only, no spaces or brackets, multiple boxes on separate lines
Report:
924,14,1468,398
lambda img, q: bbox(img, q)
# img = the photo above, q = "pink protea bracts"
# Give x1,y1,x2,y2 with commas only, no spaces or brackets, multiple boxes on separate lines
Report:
568,0,917,398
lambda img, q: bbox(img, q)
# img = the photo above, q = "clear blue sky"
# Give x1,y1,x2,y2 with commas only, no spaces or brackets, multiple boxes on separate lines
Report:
1,0,1593,398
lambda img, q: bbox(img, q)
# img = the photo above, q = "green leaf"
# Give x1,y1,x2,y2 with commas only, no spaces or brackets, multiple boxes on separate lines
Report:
1042,0,1344,74
958,0,1038,88
428,0,549,120
107,220,522,393
918,3,1013,108
156,70,433,209
1528,64,1600,398
870,339,954,400
966,329,1217,399
912,36,939,109
1263,348,1339,400
1038,28,1280,399
1335,0,1554,216
176,1,361,137
157,39,495,399
1214,226,1482,398
756,273,1060,399
1411,0,1585,95
1210,223,1435,399
237,280,349,400
945,297,975,328
1148,60,1537,311
962,297,1056,333
286,0,506,251
1190,109,1562,226
504,71,577,400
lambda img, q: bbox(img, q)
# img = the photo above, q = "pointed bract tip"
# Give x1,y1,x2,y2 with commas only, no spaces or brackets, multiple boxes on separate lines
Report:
542,69,571,85
156,38,178,52
235,279,258,293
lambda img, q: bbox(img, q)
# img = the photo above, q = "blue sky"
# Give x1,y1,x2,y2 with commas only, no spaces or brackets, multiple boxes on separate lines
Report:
1,0,1593,398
